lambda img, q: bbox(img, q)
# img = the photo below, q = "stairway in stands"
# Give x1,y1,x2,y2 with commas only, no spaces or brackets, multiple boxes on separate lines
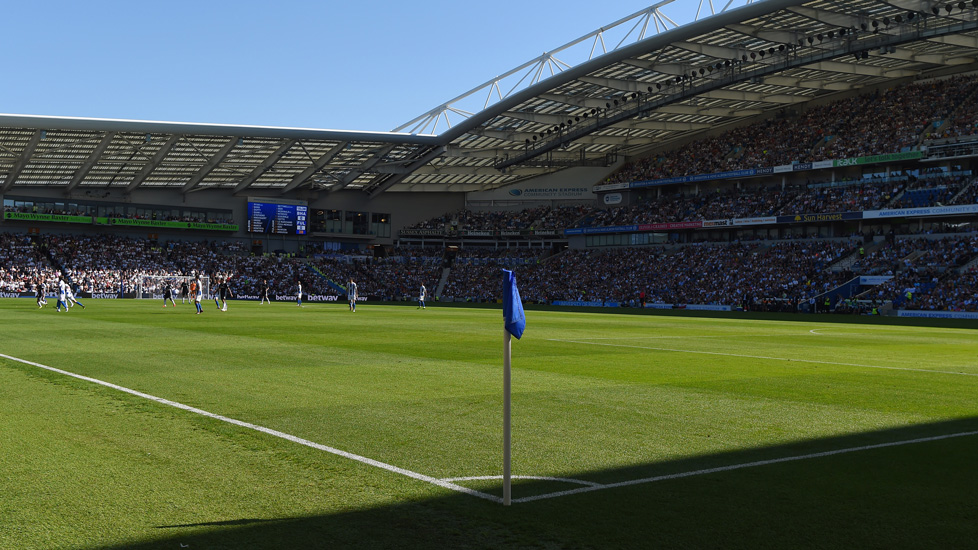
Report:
435,267,451,297
307,264,346,294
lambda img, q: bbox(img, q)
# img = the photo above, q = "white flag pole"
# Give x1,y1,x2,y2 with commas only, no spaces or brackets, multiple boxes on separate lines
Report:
503,329,512,506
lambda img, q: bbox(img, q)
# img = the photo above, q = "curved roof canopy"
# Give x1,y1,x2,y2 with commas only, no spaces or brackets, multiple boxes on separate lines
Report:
2,0,978,198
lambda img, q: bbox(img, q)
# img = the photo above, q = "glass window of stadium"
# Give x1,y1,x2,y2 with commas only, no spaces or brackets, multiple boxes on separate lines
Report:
311,209,343,233
371,213,391,238
346,211,368,234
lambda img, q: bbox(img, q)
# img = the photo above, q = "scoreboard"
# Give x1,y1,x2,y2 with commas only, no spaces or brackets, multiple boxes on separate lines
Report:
247,201,308,235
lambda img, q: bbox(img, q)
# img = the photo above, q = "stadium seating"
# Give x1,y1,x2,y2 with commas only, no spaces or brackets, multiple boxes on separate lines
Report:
604,74,978,185
6,230,978,312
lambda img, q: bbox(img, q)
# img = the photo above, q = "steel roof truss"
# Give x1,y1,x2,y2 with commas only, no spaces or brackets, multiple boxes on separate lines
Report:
232,139,296,194
182,137,238,193
278,141,348,195
329,145,396,192
125,134,181,193
365,146,447,196
1,129,43,192
66,132,116,193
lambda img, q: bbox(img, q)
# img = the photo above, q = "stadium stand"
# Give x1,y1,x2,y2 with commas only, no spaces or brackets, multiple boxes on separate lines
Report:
6,225,978,313
603,75,978,186
8,29,978,316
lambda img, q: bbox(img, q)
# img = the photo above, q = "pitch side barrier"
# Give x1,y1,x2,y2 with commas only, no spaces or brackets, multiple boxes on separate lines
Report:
0,292,368,302
1,291,135,299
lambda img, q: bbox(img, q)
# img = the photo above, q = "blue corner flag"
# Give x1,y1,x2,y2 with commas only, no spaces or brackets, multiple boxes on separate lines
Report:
502,269,525,339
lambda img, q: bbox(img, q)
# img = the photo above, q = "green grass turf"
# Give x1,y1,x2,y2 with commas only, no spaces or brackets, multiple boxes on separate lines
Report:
1,298,977,549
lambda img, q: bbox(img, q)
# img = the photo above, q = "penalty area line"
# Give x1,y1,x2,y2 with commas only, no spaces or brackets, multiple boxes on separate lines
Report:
0,352,501,504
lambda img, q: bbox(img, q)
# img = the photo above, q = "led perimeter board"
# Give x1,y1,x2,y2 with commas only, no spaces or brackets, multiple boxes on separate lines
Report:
247,200,308,235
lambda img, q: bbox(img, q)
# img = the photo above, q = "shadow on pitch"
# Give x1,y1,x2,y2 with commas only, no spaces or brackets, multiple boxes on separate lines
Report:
99,417,978,550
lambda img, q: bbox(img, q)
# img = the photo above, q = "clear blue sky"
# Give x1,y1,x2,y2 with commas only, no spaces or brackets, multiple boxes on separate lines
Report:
1,1,708,132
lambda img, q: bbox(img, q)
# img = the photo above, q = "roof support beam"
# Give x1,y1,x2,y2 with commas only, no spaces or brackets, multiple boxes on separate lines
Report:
802,60,917,78
1,129,43,192
761,76,857,91
621,59,688,76
538,94,618,110
126,134,180,193
652,105,762,117
330,145,396,193
65,132,116,193
579,76,653,94
278,141,347,195
785,5,859,28
501,111,584,125
725,23,802,46
672,41,743,61
926,34,978,49
233,139,296,195
699,89,811,104
365,146,446,196
884,47,971,65
182,137,239,193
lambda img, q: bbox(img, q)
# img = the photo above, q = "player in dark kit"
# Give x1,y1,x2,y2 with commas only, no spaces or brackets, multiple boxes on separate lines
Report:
260,279,271,305
218,277,234,311
35,280,47,308
180,280,190,304
162,281,176,307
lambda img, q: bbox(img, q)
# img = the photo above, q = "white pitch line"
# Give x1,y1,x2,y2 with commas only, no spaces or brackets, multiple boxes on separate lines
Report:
513,430,978,503
0,353,501,504
557,334,790,340
546,338,978,377
7,351,977,506
442,475,603,488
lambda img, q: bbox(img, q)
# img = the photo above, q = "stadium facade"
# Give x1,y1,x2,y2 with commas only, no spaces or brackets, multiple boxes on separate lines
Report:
4,0,978,258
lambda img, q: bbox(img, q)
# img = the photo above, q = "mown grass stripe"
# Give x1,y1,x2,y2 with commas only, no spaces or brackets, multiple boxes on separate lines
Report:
0,352,502,504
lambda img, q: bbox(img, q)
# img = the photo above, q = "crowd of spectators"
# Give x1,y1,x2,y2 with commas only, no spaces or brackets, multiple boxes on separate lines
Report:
920,80,978,141
443,240,855,307
850,234,978,311
400,171,977,236
904,270,978,311
0,233,59,293
604,74,978,185
850,235,978,276
6,230,978,312
441,248,549,299
310,252,442,301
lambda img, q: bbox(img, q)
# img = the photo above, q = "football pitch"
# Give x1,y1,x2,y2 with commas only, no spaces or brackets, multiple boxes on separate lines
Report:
2,299,977,549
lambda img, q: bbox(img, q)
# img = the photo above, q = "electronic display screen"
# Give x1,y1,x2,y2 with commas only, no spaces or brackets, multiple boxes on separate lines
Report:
247,201,308,235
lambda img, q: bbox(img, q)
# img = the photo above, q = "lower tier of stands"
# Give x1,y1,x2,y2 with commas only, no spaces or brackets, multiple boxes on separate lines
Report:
3,232,978,314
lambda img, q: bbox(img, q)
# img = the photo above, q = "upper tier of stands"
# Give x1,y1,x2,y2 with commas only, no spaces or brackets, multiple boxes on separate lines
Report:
404,171,977,235
604,75,978,185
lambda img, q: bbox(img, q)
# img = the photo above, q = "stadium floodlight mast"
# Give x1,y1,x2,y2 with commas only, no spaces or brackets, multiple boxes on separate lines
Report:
393,0,757,135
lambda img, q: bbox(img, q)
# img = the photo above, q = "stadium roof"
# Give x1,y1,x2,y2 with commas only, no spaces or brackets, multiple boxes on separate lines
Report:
3,0,978,198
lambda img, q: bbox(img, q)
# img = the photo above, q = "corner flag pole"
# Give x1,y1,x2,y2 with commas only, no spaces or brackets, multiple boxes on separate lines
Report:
503,329,512,506
501,269,525,507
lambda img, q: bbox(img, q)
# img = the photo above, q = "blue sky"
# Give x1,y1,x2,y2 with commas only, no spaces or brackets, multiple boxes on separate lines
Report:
1,1,709,132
